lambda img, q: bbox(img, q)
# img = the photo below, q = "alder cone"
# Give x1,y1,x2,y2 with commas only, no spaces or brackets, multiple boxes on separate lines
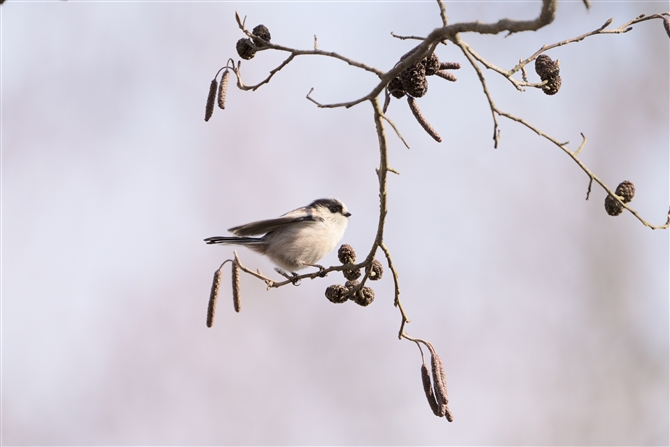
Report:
615,180,635,203
252,24,271,47
605,194,624,216
338,244,356,265
422,53,440,76
325,285,348,304
535,54,561,95
535,54,559,79
388,76,406,98
400,63,428,98
236,38,257,60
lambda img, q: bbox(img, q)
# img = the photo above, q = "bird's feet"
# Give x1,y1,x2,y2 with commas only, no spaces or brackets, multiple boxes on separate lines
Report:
309,264,327,278
275,268,301,285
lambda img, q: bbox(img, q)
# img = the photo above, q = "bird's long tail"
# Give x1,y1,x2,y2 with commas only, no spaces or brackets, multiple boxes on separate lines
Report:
204,236,265,245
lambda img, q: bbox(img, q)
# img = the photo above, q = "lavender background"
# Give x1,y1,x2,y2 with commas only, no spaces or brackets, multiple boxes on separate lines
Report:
3,1,668,445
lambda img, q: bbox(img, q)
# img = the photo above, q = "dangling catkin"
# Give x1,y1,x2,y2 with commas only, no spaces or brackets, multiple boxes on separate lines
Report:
429,348,453,421
232,261,241,313
218,70,230,110
435,70,457,82
407,96,442,143
204,79,217,122
207,268,222,327
421,363,440,416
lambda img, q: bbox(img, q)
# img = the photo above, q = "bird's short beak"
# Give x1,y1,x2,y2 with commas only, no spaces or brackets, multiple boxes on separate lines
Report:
344,212,352,217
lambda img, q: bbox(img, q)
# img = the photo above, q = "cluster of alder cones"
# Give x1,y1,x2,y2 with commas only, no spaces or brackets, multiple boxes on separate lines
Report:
384,50,461,143
605,180,635,216
235,24,272,60
324,244,383,306
204,24,273,122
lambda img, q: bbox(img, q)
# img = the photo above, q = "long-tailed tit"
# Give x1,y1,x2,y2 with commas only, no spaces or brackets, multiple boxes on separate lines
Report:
204,198,351,273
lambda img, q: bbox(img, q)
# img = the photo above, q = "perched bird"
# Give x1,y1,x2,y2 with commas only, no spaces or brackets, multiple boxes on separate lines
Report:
205,198,351,273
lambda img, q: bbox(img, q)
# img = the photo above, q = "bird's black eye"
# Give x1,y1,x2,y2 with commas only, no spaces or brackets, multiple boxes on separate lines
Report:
330,205,341,214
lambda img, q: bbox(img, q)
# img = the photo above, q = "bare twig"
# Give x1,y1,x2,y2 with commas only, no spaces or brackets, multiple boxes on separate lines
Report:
380,241,410,339
509,14,669,77
380,113,411,150
586,177,594,201
390,32,425,41
497,110,670,230
453,35,500,148
574,133,587,156
232,54,296,91
437,0,448,26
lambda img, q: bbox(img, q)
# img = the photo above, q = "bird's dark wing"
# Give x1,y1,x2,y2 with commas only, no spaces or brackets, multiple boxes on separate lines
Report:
228,210,323,236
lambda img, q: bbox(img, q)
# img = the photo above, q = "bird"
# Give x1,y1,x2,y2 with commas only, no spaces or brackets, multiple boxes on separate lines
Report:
204,198,351,274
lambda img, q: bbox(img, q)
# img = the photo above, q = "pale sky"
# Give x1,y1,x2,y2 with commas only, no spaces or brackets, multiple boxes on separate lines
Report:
3,1,669,444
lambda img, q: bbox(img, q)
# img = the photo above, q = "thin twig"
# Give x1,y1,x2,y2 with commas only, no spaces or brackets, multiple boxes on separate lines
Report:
497,111,670,230
453,35,500,148
381,113,411,150
380,241,410,339
574,132,587,156
390,32,425,41
509,14,668,76
437,0,449,26
233,54,296,91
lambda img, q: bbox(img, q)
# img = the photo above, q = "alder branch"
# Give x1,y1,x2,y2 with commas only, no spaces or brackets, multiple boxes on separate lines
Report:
497,110,670,230
231,1,558,110
205,1,669,421
235,11,383,78
453,35,501,148
211,2,668,317
449,12,669,228
509,13,669,76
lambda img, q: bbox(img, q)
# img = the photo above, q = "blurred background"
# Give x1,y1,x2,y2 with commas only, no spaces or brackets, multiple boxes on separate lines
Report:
2,1,668,445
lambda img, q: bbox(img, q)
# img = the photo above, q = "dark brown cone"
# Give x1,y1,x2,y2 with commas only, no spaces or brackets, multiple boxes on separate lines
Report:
232,262,241,312
400,63,428,98
252,24,271,47
366,259,383,281
535,54,561,95
388,76,406,99
207,268,222,327
353,287,375,307
344,280,359,290
338,244,356,265
421,363,441,416
542,75,562,95
615,180,635,203
535,54,559,79
343,267,361,281
605,194,624,216
325,284,348,304
236,38,257,60
217,70,229,110
407,96,442,143
204,79,217,122
422,53,440,76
